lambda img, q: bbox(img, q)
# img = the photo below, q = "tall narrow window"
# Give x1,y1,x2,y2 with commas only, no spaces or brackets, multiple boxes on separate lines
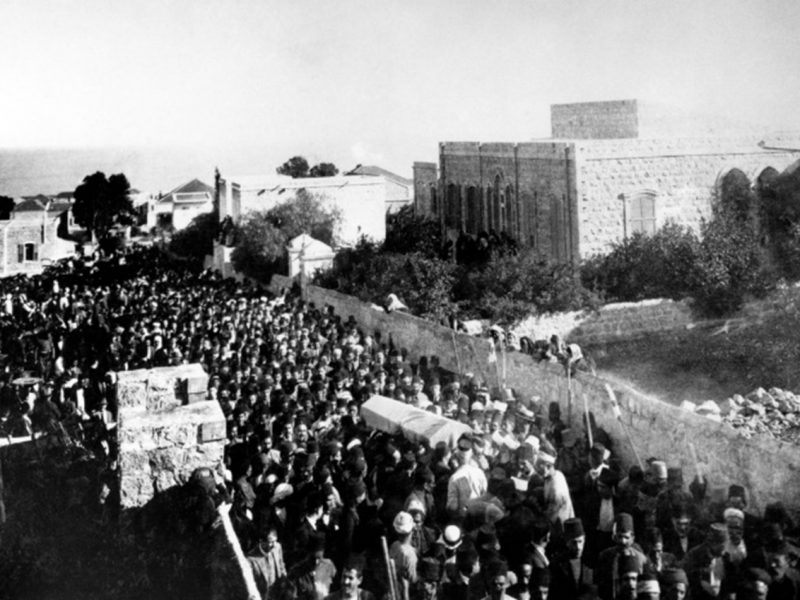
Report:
629,192,657,235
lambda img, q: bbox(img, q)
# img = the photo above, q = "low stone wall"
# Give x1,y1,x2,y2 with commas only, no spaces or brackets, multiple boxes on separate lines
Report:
304,283,800,513
301,283,497,385
514,285,800,347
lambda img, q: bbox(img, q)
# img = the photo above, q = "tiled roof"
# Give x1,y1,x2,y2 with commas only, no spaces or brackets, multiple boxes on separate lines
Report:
347,165,412,186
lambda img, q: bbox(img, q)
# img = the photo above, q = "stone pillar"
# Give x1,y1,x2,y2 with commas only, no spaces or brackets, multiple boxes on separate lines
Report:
117,364,225,511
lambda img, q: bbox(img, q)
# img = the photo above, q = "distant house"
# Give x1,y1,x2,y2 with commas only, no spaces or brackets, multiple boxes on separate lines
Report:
346,165,413,213
218,173,387,246
0,197,74,274
153,178,215,230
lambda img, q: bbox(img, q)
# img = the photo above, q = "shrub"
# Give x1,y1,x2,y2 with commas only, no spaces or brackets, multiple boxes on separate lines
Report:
580,223,700,302
315,241,458,323
383,205,442,258
456,249,600,325
691,210,774,316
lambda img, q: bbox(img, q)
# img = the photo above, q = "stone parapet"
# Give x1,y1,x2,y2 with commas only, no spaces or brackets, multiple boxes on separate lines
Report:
117,364,224,511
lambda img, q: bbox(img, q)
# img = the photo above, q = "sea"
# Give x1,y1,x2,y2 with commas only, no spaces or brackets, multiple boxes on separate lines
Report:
0,146,278,198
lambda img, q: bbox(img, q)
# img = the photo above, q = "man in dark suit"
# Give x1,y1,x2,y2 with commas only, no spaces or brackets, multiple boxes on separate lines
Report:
595,513,648,600
550,518,594,599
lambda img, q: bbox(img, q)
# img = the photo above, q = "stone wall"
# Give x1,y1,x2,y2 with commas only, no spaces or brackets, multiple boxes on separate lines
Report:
551,99,639,139
513,298,695,346
302,283,800,513
575,137,800,257
413,162,437,216
117,364,225,511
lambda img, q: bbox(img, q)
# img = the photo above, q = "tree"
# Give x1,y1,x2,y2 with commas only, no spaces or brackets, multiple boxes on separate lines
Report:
231,190,341,280
383,204,442,258
276,156,310,178
309,163,339,177
72,172,135,241
169,211,219,260
0,196,14,220
277,156,339,178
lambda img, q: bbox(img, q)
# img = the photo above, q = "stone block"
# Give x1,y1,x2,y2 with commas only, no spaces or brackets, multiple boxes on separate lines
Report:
200,421,226,444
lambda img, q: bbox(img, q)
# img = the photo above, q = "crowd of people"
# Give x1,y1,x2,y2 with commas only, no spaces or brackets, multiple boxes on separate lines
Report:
1,246,800,600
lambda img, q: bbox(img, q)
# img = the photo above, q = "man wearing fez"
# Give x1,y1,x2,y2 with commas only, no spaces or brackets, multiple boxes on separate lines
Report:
551,517,594,598
323,555,375,600
596,513,649,600
659,568,689,600
412,558,442,600
616,554,640,600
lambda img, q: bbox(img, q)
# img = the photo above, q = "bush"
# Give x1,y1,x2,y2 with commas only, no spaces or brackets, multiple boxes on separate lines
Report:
169,211,218,259
581,223,700,302
691,210,774,316
457,249,599,324
315,240,458,323
383,205,442,258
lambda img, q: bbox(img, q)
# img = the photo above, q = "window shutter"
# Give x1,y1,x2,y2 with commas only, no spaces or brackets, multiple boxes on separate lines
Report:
17,245,23,263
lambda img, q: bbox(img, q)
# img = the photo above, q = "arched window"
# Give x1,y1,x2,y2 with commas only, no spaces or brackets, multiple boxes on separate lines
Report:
485,186,493,232
493,175,502,233
718,169,753,223
430,186,438,215
466,186,479,234
445,184,460,228
628,191,657,235
505,185,515,237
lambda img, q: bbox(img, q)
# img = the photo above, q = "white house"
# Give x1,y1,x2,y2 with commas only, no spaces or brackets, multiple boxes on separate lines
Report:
153,178,215,230
218,173,388,247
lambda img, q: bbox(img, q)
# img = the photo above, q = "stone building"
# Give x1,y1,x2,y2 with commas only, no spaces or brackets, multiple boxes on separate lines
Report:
0,197,75,274
414,100,800,261
152,178,215,231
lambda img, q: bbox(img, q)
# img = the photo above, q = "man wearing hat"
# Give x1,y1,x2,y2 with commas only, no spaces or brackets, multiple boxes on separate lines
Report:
596,513,649,600
722,484,763,552
635,570,660,600
536,449,575,526
659,568,689,600
551,517,595,598
390,511,419,599
737,567,771,600
584,467,621,566
412,558,442,600
616,554,640,600
681,523,730,600
407,498,437,558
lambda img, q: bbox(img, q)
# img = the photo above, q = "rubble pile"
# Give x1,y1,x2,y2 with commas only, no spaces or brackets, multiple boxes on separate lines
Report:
681,387,800,444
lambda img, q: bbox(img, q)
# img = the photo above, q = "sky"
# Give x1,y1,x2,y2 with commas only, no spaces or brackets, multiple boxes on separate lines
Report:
1,0,799,190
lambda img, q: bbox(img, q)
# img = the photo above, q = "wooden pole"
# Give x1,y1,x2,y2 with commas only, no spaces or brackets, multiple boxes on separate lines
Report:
582,392,594,449
381,536,398,600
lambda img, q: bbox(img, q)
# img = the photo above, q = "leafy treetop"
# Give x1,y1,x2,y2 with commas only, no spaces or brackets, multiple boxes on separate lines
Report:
72,172,136,241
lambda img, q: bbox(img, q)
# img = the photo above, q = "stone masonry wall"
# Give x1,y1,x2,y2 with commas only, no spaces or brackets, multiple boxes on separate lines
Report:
575,138,800,257
300,283,800,513
117,363,226,510
413,162,437,216
551,99,639,139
